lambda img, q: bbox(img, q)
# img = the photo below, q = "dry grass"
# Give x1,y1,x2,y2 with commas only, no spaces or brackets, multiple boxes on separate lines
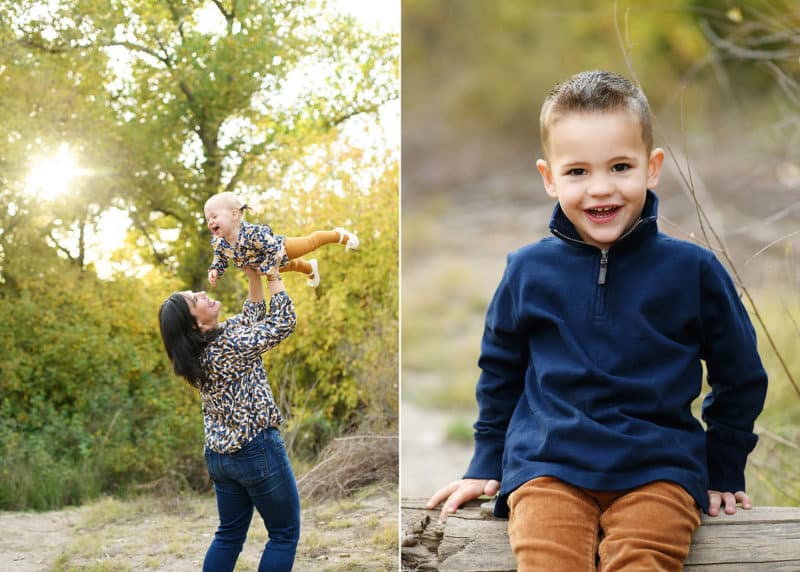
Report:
297,435,398,501
2,480,397,571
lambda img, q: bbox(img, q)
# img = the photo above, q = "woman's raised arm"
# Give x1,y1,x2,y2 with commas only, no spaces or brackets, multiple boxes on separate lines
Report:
243,266,286,302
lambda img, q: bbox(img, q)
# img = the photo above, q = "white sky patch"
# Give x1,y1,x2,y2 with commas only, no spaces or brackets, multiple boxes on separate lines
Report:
24,142,86,201
330,0,399,34
192,3,228,36
87,208,133,279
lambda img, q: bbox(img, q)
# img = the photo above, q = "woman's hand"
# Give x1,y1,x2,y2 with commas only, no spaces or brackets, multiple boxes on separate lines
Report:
427,478,501,523
707,490,751,516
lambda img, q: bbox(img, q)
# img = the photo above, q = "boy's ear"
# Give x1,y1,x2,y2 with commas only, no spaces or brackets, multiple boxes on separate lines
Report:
536,159,557,198
647,148,665,188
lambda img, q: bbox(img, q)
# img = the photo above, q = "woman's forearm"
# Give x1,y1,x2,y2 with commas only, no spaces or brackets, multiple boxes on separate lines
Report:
245,269,285,302
247,271,265,302
267,276,286,296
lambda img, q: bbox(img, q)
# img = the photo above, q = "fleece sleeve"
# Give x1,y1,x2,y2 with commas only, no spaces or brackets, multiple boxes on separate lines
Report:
699,254,768,493
464,256,527,481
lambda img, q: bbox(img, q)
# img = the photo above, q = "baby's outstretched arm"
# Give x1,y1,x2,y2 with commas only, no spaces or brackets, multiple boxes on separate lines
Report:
208,269,219,286
427,478,501,523
707,489,751,516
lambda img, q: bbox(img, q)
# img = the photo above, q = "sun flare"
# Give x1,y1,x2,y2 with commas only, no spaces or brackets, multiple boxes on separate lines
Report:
24,143,82,200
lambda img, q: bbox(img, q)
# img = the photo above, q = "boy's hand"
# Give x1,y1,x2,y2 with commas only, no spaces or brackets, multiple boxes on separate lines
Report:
208,269,218,286
426,478,500,523
707,490,751,516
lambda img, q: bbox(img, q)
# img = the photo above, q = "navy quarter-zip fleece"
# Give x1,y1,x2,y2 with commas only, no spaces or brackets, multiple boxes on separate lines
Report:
465,191,767,516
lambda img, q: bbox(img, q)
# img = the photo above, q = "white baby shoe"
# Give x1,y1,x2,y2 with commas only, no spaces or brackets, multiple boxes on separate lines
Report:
334,227,359,251
307,259,320,288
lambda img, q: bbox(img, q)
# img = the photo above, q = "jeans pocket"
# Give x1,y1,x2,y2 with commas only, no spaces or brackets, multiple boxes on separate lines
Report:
205,449,221,482
266,429,292,472
232,437,270,487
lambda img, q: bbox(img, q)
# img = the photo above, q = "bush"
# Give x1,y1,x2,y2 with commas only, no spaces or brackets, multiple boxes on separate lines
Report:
0,262,205,509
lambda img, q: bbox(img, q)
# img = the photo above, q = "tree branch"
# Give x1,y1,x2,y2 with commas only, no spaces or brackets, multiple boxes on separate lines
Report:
47,231,76,263
224,156,247,193
151,207,184,222
131,215,167,265
164,0,186,41
211,0,232,21
700,19,797,61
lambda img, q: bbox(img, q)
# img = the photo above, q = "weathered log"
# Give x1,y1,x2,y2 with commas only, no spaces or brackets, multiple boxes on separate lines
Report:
401,497,800,571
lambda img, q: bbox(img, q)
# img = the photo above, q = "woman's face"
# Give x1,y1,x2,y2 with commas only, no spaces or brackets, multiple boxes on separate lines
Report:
182,291,220,331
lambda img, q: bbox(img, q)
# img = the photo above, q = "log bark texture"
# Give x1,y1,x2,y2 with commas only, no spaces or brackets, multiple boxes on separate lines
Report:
401,497,800,571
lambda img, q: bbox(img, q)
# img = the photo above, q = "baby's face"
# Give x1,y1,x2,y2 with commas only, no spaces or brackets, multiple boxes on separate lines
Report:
537,109,663,251
204,198,238,239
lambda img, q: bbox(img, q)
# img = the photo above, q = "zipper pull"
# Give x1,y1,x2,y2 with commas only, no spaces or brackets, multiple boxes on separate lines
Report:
598,249,609,285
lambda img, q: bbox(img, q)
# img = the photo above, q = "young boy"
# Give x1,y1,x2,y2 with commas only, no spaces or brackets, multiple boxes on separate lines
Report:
204,191,359,288
427,70,768,571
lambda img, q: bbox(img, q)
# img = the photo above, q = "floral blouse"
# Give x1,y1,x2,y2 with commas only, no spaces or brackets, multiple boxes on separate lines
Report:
209,220,288,279
199,292,297,453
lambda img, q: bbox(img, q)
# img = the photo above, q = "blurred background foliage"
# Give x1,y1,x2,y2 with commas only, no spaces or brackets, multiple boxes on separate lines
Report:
401,0,800,505
0,0,398,510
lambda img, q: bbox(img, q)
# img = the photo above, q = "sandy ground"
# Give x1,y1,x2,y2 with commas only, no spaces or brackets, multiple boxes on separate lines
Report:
0,486,398,571
400,400,473,500
0,508,84,570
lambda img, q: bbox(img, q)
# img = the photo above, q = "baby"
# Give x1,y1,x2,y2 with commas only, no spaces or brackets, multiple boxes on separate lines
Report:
205,192,358,288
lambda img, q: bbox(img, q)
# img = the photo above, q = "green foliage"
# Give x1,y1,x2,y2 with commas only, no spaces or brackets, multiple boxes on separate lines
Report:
403,0,711,139
0,1,398,510
2,0,399,288
745,292,800,506
445,418,475,445
260,153,400,457
0,261,206,510
0,151,398,509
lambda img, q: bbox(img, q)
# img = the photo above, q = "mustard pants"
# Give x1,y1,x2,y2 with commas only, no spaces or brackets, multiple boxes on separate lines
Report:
508,476,701,571
280,230,345,275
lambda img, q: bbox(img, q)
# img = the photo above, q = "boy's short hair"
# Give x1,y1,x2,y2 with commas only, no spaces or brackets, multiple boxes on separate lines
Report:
540,70,654,157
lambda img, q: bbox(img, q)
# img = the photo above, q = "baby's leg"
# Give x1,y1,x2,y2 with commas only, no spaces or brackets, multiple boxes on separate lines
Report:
279,258,313,275
508,476,600,571
279,257,320,288
598,481,700,571
284,229,358,259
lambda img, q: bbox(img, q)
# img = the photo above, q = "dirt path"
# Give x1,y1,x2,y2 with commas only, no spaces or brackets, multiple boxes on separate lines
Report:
1,486,397,571
0,508,83,570
400,399,474,499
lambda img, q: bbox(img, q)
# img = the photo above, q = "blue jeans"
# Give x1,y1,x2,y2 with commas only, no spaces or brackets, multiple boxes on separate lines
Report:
203,427,300,572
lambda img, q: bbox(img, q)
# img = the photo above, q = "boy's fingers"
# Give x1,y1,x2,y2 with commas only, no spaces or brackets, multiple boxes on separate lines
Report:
735,491,752,509
707,491,721,516
723,492,737,514
438,489,470,523
484,479,500,496
426,481,459,509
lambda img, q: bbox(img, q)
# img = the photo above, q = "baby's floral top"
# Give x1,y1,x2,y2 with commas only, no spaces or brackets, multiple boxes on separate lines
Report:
209,221,288,278
199,292,297,453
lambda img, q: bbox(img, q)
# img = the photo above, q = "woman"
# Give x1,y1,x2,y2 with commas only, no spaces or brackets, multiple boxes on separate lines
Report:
158,266,299,572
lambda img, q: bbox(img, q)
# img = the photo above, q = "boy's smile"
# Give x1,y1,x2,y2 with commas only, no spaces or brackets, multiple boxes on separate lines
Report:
537,109,664,250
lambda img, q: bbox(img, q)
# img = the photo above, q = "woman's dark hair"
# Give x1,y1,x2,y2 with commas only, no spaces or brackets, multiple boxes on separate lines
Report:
158,293,210,388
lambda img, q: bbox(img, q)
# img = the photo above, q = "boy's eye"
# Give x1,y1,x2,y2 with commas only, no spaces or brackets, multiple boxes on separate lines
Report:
611,163,631,172
566,168,586,176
